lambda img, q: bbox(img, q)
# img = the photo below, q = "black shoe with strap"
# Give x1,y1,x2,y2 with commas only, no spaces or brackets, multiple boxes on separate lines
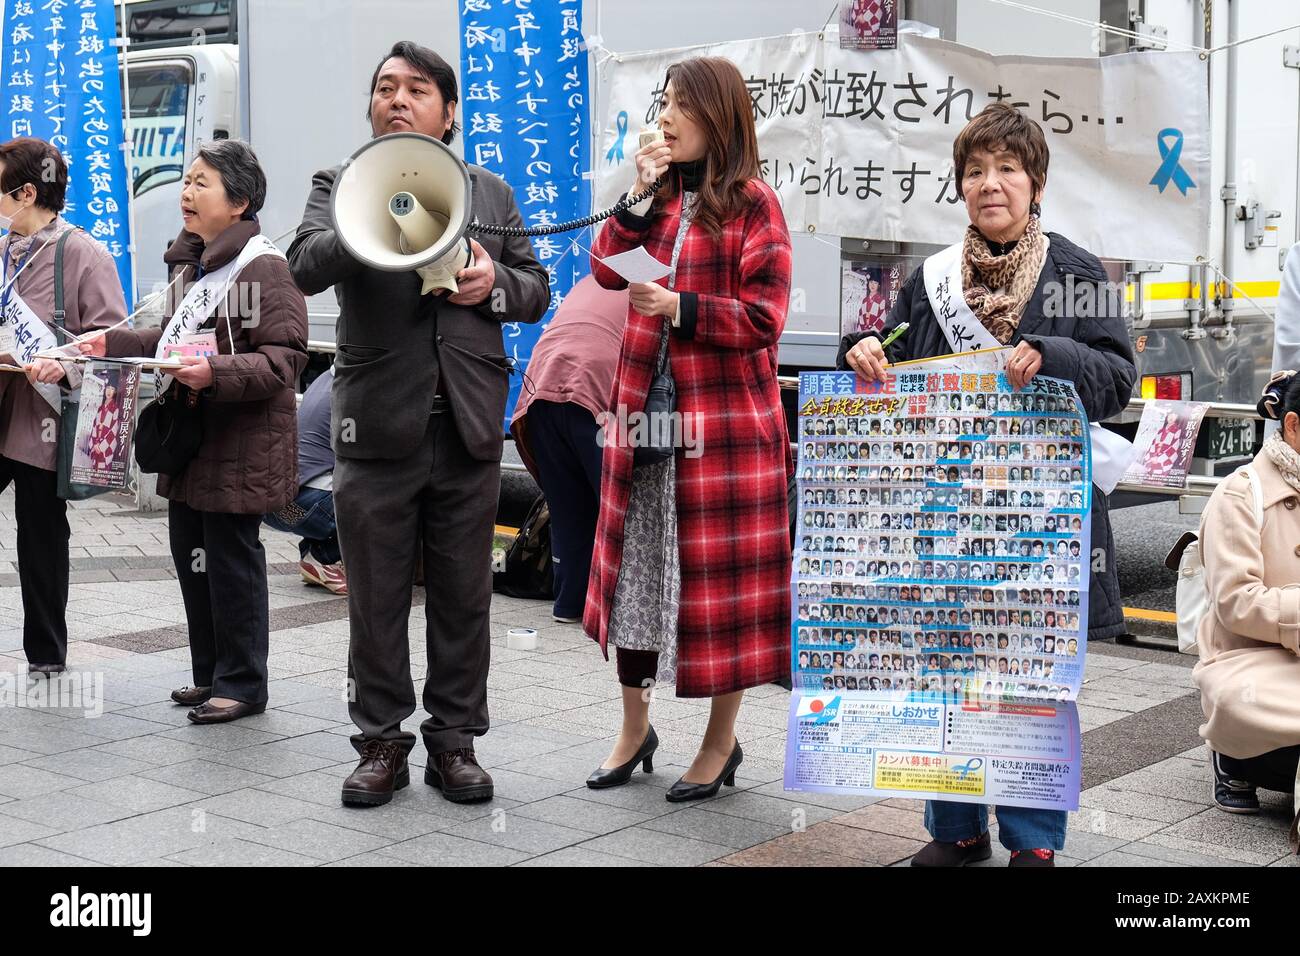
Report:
911,831,993,866
1210,749,1260,814
586,726,658,789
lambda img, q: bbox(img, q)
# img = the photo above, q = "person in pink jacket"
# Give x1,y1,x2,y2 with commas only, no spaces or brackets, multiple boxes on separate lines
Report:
509,275,628,623
0,137,128,675
1195,370,1300,814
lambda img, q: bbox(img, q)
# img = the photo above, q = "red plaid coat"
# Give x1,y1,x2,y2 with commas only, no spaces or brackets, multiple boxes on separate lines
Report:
583,178,793,697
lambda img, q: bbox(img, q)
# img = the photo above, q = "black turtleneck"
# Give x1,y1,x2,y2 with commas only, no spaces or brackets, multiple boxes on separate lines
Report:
985,237,1019,257
676,159,705,192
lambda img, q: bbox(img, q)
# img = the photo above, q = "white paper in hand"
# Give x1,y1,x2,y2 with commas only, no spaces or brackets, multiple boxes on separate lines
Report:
597,246,671,284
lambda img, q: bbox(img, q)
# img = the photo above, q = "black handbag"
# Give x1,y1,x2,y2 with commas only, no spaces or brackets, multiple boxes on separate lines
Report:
633,316,678,465
134,381,202,476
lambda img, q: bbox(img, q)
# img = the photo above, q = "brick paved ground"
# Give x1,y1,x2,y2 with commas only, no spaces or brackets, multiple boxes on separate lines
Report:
0,490,1293,867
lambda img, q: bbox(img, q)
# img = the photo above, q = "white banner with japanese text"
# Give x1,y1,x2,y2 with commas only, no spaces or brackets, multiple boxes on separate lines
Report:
594,33,1209,262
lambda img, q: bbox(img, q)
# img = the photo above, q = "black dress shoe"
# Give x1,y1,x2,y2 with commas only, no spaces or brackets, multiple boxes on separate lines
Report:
1008,848,1055,867
425,748,494,803
665,740,743,802
911,831,993,867
342,740,409,807
586,726,658,789
171,685,212,706
27,663,66,676
186,699,266,724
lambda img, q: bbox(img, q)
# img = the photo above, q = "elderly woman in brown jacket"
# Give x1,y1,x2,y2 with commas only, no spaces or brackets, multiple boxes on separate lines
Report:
0,137,129,675
1195,371,1300,814
84,140,308,723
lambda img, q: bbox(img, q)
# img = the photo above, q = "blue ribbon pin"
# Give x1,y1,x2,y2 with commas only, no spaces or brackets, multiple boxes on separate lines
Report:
605,110,628,166
1149,128,1195,196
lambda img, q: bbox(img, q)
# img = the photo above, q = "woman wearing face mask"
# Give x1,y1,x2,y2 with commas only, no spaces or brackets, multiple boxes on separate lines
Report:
0,137,127,675
81,140,307,723
1195,371,1300,820
837,103,1135,869
584,56,792,800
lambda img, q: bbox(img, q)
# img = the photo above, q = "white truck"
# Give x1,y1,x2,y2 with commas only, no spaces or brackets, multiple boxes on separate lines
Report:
114,0,1299,482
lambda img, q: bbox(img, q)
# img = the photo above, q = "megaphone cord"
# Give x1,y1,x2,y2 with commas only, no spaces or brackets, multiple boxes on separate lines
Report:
467,176,664,238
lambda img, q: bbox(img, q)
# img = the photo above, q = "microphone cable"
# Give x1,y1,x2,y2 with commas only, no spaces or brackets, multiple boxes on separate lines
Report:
466,176,664,238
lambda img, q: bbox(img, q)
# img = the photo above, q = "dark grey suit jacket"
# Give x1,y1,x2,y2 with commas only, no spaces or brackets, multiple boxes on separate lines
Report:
288,162,549,463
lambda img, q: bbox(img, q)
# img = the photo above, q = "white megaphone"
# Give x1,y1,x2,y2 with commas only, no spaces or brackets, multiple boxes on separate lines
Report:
330,132,474,295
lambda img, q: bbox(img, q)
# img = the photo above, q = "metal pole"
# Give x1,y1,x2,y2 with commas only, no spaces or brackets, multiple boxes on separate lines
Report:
589,0,604,216
116,0,139,307
1220,0,1239,321
237,0,252,141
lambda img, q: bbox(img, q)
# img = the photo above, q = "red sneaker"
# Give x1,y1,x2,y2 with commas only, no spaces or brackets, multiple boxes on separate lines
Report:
300,554,348,595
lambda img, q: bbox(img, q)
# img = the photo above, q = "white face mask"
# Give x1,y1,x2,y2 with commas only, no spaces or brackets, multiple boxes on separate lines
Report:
0,185,29,233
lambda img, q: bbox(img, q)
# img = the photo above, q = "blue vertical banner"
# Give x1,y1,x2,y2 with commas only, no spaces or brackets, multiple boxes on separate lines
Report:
458,0,591,433
2,0,133,304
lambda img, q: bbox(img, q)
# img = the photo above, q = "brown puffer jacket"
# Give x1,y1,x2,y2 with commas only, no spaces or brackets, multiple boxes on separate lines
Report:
108,221,308,514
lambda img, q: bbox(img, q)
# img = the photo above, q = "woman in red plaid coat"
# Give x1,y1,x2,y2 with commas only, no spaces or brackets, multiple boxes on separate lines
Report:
582,57,793,801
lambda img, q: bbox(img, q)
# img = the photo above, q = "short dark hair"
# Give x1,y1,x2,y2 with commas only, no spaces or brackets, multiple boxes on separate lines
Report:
952,102,1050,202
367,41,460,145
195,139,267,217
0,137,67,212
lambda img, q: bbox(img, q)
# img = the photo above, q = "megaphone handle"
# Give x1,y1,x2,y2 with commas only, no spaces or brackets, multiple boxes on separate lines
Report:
467,175,664,239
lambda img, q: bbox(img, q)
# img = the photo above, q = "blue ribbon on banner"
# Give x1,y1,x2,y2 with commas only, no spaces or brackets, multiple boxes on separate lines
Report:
459,0,591,435
1,0,134,305
1149,128,1196,196
606,110,628,165
953,757,984,779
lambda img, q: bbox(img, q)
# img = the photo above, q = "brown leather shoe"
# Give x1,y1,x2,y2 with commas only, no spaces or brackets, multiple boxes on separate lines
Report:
186,700,266,724
171,685,212,706
425,748,493,803
342,740,410,807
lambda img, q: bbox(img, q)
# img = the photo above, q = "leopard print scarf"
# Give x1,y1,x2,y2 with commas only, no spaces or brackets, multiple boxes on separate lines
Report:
1264,432,1300,497
960,215,1048,345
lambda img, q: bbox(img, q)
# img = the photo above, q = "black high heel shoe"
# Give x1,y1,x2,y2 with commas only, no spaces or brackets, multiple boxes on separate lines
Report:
665,740,743,802
586,726,658,789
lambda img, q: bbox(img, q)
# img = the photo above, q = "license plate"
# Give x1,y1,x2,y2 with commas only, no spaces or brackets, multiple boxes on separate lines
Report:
1207,417,1255,459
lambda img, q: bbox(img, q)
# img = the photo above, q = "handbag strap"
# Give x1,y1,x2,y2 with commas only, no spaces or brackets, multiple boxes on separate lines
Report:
652,314,671,374
652,192,697,375
52,226,76,332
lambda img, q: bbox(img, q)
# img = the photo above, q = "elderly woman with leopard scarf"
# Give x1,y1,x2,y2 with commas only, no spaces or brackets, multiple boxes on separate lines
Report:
837,102,1136,868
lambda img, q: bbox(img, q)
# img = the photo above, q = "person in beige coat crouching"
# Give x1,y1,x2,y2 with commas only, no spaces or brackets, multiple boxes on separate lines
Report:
1195,370,1300,815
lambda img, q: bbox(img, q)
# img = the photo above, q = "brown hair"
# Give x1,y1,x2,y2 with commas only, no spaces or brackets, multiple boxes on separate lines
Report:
952,103,1049,203
0,137,67,211
657,57,759,238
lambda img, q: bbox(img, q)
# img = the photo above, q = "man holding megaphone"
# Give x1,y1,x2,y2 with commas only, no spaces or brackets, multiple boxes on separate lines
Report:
288,41,549,807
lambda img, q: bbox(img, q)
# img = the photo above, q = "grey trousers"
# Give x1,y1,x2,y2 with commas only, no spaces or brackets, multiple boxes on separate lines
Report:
335,413,498,756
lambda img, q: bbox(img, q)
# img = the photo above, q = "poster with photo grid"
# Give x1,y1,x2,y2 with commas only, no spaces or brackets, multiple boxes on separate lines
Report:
783,366,1091,810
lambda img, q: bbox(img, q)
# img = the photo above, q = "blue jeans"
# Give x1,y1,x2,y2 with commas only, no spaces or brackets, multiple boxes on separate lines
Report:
924,799,1068,852
264,486,341,565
